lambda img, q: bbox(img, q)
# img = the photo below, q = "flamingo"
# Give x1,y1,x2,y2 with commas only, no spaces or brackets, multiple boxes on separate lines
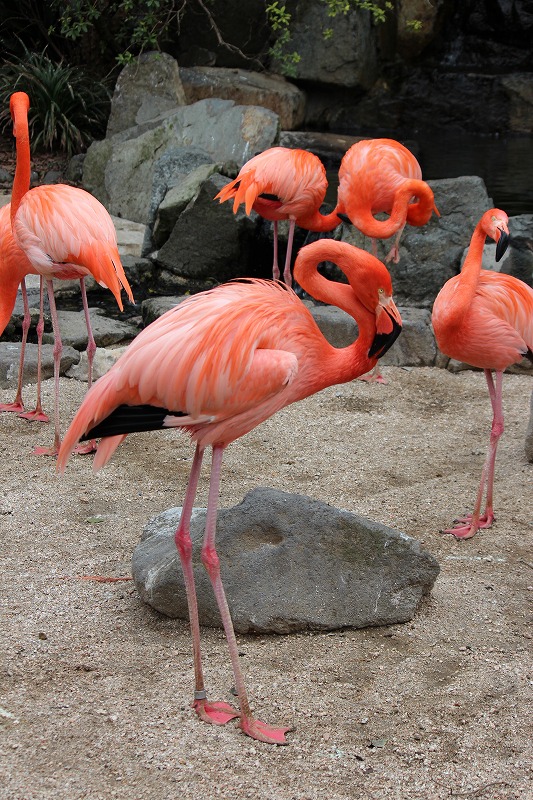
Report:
215,147,342,286
337,138,439,264
0,203,48,420
57,239,402,744
8,91,134,455
432,208,533,539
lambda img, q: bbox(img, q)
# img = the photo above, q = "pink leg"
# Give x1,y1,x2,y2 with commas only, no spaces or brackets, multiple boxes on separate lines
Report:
0,280,30,413
441,370,503,539
18,277,49,423
385,224,406,264
33,279,62,456
175,445,239,727
74,279,98,454
282,219,296,287
358,363,388,385
272,220,280,282
200,445,292,745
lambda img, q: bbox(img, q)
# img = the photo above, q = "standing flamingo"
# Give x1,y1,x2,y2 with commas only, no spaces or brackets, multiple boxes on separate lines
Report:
432,208,533,539
215,147,343,285
57,239,402,744
337,138,439,264
8,91,134,455
0,202,48,420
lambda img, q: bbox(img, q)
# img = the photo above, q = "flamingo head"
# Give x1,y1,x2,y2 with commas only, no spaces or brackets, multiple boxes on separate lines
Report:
353,259,402,358
9,92,30,136
481,208,510,262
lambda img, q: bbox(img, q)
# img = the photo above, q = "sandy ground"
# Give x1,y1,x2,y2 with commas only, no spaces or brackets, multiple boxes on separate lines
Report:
0,366,532,800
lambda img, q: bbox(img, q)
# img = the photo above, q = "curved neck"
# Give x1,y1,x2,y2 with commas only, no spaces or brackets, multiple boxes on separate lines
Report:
346,180,434,237
445,221,487,328
296,206,343,233
10,94,31,225
293,240,377,381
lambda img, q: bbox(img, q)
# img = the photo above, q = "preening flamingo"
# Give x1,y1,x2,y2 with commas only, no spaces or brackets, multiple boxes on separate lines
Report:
57,239,402,745
432,208,533,539
215,147,342,285
8,91,134,455
0,203,48,420
337,138,439,264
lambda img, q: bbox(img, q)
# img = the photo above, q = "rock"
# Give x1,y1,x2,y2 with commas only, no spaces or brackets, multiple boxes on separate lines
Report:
0,342,79,389
156,174,260,287
381,307,436,368
106,52,186,137
42,308,138,351
132,488,440,634
274,0,378,90
111,216,148,258
526,390,533,463
83,99,279,223
180,67,306,130
141,296,189,326
66,346,129,382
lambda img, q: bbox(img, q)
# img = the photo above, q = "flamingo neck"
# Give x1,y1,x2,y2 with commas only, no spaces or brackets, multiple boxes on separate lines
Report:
296,206,343,233
10,99,31,225
293,240,377,381
442,221,487,329
345,180,434,237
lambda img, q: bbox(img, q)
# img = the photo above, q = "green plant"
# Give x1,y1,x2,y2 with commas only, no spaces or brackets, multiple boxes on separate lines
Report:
0,45,110,156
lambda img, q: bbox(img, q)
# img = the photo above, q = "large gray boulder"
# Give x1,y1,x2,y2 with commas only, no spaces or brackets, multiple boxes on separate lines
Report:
133,489,439,634
42,308,138,351
106,52,186,137
156,174,260,287
180,67,306,130
83,99,279,223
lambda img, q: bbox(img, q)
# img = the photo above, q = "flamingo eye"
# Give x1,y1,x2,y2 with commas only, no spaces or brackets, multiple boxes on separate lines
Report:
378,288,384,295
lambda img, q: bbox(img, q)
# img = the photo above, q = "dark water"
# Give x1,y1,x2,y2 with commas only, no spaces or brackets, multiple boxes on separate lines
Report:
417,133,533,217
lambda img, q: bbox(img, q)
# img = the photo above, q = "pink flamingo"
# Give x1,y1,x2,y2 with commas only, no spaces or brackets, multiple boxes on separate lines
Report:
7,91,134,455
0,202,48,420
215,147,342,285
432,208,533,539
57,239,402,744
337,138,439,264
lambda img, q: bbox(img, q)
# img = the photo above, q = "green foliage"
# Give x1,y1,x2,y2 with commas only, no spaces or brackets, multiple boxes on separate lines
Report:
0,45,111,156
267,0,394,77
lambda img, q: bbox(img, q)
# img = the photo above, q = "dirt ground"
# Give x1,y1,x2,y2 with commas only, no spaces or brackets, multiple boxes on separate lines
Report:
0,366,532,800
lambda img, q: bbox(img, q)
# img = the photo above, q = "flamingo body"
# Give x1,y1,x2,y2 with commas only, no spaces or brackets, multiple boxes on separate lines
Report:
7,91,134,454
338,138,438,263
215,147,341,284
58,239,402,744
432,208,533,539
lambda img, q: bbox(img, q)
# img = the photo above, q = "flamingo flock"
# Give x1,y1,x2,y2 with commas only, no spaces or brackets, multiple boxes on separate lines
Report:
2,90,532,746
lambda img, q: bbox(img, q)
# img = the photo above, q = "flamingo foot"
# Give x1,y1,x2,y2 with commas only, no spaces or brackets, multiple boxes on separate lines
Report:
74,439,98,455
18,408,50,423
193,698,240,726
358,369,388,385
440,510,494,539
239,715,293,745
440,523,479,540
0,401,25,414
385,246,400,264
452,511,494,529
33,444,60,457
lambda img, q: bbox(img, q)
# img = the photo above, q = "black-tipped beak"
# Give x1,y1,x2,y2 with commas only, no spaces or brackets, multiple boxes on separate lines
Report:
495,229,510,262
337,212,352,225
369,312,402,358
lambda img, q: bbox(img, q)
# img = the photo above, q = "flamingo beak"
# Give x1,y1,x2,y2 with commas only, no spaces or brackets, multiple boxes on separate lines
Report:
369,299,402,358
495,228,510,262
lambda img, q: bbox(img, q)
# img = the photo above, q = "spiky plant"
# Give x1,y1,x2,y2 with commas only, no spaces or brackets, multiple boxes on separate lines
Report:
0,46,111,156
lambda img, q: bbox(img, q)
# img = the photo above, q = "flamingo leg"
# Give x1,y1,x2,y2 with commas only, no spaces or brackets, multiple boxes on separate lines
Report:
282,219,296,287
272,220,280,282
175,445,239,727
0,279,30,414
441,370,503,539
74,279,98,454
18,276,49,423
385,223,406,264
358,363,387,385
33,279,62,456
199,445,292,745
